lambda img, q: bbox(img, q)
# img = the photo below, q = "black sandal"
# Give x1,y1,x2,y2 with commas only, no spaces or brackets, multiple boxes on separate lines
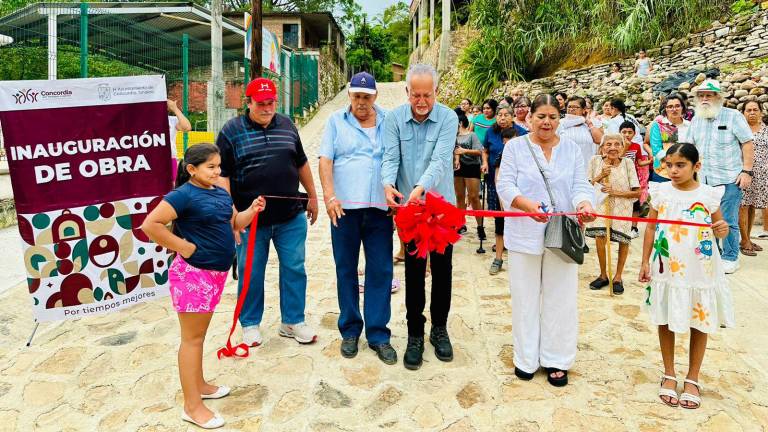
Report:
612,281,624,295
545,368,568,387
514,367,534,381
589,277,609,290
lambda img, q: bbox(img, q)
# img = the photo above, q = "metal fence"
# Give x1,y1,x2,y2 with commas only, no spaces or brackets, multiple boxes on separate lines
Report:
0,2,322,158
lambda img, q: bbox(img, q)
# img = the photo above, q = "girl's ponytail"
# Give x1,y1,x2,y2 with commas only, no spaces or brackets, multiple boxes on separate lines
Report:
175,158,190,188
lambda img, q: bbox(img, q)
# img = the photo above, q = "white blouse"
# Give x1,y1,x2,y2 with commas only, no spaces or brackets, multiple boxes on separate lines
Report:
496,135,595,255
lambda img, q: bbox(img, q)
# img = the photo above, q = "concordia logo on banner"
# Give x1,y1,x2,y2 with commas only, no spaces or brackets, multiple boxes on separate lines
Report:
13,89,39,104
12,88,73,105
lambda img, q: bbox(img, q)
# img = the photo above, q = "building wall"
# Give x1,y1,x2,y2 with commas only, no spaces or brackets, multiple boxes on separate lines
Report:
167,81,244,113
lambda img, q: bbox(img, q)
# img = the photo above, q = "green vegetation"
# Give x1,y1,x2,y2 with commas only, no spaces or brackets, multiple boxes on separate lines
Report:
346,2,410,82
0,46,149,81
459,0,735,102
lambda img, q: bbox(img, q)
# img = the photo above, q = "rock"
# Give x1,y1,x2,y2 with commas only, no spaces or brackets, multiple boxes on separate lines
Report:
411,403,443,429
0,411,18,431
270,391,308,423
734,90,749,98
342,365,380,389
456,382,487,409
228,417,264,431
741,80,757,90
750,87,766,96
98,408,132,431
23,381,65,406
33,347,86,375
700,412,743,432
730,73,750,83
97,331,137,346
442,417,477,432
314,381,352,408
758,94,768,103
498,344,514,369
695,73,707,84
365,385,403,418
220,385,268,416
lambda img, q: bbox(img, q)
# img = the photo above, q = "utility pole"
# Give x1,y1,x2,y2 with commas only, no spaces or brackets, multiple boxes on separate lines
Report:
251,0,262,79
209,0,225,136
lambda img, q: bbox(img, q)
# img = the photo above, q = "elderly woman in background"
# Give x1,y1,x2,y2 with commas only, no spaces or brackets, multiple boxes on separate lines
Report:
646,93,690,183
496,94,595,387
739,101,768,255
513,96,532,132
481,105,526,275
559,96,604,172
585,134,641,294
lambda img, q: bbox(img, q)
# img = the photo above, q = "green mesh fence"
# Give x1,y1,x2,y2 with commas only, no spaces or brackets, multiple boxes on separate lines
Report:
0,2,321,146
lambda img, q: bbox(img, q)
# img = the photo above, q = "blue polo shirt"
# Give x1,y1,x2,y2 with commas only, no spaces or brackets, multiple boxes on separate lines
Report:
318,105,388,210
216,113,308,226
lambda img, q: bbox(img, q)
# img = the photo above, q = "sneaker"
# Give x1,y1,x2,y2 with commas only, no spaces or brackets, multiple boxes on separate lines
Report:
458,225,468,235
753,231,768,240
279,322,318,344
340,337,359,358
630,227,639,239
403,336,424,370
723,260,740,274
369,343,398,365
489,258,503,275
429,326,453,362
477,226,487,241
242,325,262,347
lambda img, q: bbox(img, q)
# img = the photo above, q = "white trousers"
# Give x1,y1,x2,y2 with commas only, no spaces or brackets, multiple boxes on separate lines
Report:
508,249,578,373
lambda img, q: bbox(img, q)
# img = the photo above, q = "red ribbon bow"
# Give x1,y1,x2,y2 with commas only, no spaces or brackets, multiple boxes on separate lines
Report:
394,192,465,259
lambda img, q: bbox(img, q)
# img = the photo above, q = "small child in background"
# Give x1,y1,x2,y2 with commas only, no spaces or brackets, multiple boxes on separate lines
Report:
142,144,265,429
639,143,733,410
620,121,651,238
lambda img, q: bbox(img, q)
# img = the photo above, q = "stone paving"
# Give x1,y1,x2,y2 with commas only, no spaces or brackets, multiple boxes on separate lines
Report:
0,83,767,431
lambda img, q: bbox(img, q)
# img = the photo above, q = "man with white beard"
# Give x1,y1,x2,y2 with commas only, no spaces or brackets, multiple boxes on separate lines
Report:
688,79,755,274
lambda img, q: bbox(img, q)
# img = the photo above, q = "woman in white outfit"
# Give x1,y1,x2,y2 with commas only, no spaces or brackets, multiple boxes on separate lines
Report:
496,94,596,387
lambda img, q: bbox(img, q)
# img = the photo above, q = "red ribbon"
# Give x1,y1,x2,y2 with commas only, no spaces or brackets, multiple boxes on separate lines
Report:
217,213,258,360
394,191,710,258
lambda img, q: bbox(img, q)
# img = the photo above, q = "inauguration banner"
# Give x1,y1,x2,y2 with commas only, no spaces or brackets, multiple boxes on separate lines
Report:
0,75,174,322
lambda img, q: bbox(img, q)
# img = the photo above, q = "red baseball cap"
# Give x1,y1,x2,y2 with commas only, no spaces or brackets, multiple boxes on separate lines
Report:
246,78,277,102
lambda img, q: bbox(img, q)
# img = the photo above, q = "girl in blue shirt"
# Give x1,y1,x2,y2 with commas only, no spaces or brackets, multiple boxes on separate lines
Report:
142,143,265,429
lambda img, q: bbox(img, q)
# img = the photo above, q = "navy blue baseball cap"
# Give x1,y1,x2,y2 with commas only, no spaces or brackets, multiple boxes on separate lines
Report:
349,72,377,94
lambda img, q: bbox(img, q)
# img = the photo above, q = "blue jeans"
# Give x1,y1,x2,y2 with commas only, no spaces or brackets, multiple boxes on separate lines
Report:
330,208,393,345
237,213,307,327
719,182,743,262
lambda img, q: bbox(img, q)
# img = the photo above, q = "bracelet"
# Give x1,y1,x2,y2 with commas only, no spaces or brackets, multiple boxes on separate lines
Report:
741,170,754,177
327,196,337,203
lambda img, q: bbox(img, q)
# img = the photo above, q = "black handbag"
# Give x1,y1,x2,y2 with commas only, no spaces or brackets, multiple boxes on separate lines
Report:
524,137,586,265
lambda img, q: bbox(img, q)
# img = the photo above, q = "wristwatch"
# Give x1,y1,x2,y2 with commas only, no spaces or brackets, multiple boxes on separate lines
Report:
741,170,754,177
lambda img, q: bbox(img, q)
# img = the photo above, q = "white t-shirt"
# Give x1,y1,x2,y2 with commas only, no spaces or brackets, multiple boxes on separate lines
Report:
363,126,377,144
168,116,179,159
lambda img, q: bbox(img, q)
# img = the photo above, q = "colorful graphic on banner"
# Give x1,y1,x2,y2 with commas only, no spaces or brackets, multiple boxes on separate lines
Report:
245,13,280,74
0,75,173,322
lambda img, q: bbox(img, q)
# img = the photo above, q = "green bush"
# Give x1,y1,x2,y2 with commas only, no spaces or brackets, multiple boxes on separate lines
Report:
459,0,735,102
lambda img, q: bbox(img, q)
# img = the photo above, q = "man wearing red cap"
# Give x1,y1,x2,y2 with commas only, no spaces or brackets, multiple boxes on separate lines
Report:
216,77,319,346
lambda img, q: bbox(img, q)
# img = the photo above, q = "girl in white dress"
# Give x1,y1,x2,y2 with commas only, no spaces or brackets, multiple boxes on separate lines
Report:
639,143,734,410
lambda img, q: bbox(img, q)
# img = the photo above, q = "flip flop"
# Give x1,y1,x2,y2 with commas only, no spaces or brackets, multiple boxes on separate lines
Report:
752,243,763,252
545,368,568,387
740,247,757,256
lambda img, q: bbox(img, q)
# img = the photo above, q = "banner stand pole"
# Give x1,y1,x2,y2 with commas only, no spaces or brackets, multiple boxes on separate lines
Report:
26,321,40,347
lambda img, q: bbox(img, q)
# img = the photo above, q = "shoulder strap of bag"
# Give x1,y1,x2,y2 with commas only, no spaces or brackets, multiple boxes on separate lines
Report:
524,135,558,211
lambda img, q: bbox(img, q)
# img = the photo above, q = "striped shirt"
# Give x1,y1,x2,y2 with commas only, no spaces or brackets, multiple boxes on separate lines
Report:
216,113,307,226
689,107,753,186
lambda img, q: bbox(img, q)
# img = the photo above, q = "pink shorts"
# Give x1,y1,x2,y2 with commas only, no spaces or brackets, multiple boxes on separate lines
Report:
168,255,228,313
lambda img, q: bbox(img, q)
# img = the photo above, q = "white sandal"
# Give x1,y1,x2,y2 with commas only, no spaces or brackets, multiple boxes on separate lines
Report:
181,410,225,429
679,379,702,409
658,375,679,407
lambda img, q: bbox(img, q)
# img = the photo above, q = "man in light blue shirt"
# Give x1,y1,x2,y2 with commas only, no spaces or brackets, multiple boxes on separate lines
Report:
318,72,397,365
689,79,755,273
381,64,459,371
